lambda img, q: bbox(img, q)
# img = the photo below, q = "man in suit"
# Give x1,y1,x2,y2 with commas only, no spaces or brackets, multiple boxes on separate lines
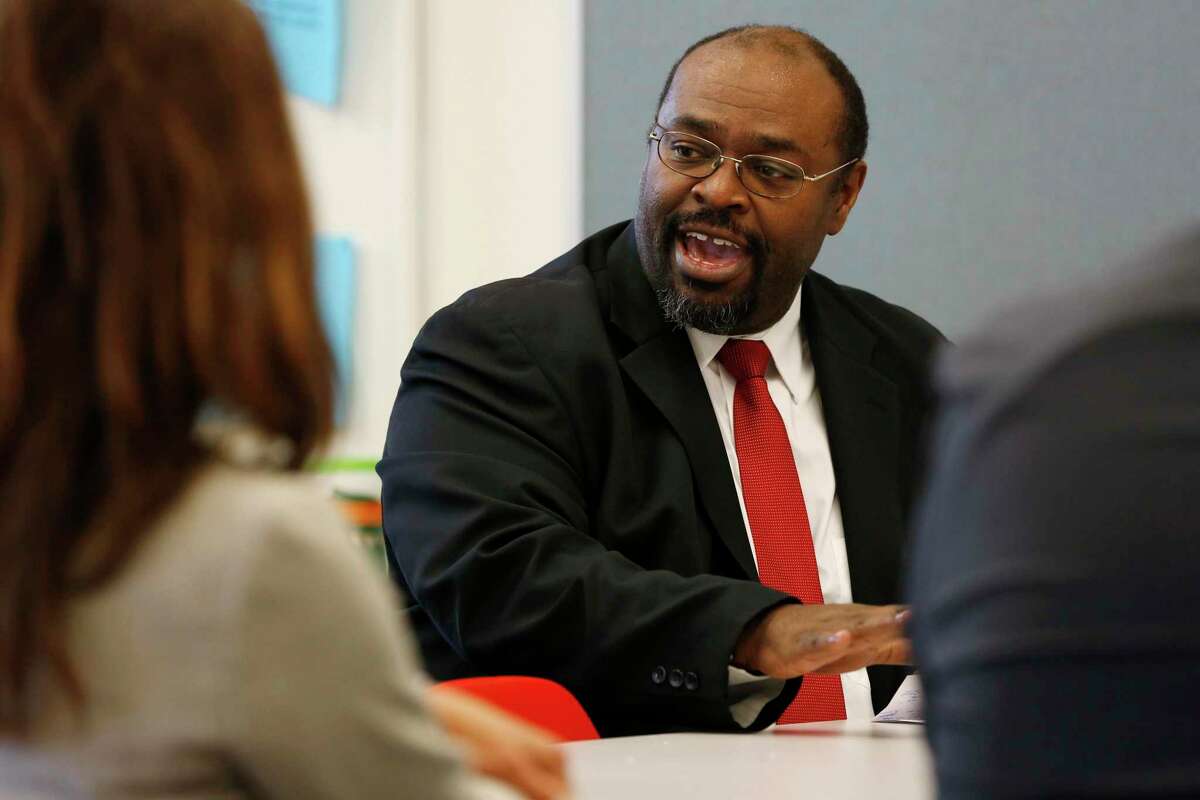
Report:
380,25,943,736
908,228,1200,798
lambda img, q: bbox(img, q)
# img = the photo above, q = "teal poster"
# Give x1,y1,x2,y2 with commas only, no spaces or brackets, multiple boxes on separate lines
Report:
315,236,356,423
250,0,344,106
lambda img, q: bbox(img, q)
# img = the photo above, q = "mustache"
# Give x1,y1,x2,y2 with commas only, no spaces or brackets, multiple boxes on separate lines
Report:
661,210,768,257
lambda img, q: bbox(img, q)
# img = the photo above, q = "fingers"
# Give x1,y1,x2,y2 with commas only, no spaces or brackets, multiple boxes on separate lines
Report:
503,744,570,800
827,606,908,649
756,623,856,677
746,603,913,678
427,688,571,799
471,746,569,800
804,628,856,666
846,605,908,634
875,638,913,666
469,736,570,800
808,626,913,674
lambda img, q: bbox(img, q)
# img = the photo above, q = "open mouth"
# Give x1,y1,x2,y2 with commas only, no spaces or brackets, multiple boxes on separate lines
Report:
673,228,752,286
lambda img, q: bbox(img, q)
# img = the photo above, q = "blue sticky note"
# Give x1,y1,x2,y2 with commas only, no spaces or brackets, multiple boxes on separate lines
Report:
250,0,344,106
315,236,356,423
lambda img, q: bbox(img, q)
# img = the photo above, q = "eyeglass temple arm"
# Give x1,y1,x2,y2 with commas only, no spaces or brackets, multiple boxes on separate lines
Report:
804,158,859,182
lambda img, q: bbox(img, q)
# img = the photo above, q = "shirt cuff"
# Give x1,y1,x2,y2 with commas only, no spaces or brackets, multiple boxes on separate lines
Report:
727,665,786,728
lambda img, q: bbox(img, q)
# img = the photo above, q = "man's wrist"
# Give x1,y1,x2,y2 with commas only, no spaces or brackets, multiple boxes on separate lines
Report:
732,608,771,671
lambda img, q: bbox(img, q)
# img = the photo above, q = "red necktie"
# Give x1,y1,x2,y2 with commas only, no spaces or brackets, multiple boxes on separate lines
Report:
717,338,846,724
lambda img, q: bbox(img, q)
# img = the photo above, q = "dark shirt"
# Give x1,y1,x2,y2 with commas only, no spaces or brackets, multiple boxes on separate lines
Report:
908,227,1200,798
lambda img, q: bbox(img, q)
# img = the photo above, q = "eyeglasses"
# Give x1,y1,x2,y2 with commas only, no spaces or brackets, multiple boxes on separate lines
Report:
648,124,858,200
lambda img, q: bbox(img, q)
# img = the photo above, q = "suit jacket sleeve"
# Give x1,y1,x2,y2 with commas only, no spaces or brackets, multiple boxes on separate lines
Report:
379,288,795,734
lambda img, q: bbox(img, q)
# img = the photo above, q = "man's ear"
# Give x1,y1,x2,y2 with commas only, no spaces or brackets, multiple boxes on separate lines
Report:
826,160,867,236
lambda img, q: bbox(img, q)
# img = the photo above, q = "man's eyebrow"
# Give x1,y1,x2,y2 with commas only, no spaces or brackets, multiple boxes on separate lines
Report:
752,132,810,160
667,114,720,136
664,115,812,160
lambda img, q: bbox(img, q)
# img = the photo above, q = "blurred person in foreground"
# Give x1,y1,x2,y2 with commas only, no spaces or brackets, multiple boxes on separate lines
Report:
0,1,567,798
908,225,1200,798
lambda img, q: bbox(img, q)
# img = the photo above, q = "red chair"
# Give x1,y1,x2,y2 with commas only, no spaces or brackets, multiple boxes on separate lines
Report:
433,676,599,742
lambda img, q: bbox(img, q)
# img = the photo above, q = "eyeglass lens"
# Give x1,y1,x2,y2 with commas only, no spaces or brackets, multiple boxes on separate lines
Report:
656,131,806,199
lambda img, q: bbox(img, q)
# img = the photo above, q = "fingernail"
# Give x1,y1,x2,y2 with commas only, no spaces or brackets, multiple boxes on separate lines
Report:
895,609,912,624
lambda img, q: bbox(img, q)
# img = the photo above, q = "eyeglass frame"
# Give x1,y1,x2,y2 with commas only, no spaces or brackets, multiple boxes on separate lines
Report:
647,123,859,199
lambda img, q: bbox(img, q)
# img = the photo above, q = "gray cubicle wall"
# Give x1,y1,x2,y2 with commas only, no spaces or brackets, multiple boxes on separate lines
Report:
584,1,1200,337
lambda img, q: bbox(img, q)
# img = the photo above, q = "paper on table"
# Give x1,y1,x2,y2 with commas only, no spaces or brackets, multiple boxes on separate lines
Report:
873,673,924,724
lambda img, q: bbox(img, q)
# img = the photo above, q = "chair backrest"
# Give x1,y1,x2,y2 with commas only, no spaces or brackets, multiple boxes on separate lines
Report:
434,676,599,742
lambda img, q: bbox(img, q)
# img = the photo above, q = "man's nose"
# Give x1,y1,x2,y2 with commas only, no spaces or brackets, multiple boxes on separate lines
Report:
690,158,750,212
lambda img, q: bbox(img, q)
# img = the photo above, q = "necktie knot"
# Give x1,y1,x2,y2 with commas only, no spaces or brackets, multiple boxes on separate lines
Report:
717,338,772,381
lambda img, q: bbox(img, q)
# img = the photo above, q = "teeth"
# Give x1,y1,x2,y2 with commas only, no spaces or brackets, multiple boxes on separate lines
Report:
684,231,742,249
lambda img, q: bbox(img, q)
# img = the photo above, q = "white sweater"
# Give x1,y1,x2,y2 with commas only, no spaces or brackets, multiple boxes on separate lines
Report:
2,464,517,800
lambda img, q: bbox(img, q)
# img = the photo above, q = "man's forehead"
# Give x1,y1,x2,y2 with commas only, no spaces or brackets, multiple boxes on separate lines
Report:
661,42,843,150
671,40,837,104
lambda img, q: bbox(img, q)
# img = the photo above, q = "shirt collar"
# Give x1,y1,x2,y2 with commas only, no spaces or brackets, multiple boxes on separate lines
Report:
685,283,806,402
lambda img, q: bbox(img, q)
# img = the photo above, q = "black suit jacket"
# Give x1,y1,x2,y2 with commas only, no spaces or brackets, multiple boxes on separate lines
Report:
380,221,943,736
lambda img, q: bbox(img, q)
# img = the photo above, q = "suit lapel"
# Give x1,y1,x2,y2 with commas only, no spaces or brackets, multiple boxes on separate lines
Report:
599,228,908,590
604,227,758,580
804,276,903,606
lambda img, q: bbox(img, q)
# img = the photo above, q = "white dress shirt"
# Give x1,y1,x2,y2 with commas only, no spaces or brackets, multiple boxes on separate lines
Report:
685,285,875,722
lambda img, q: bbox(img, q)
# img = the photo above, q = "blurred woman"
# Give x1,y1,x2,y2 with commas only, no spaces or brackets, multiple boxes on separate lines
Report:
0,1,566,798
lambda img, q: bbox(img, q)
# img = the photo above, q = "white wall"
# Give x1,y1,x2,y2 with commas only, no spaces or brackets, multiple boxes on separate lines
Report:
423,0,584,310
287,0,583,462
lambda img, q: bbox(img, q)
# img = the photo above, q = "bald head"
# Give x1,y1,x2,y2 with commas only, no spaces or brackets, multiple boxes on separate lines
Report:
654,25,868,163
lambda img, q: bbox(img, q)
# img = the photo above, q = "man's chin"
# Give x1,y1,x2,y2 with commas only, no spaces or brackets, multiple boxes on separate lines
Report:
654,278,755,334
675,270,745,300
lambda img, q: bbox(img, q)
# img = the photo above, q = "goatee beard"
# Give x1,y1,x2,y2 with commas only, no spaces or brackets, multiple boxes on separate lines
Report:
654,284,755,334
646,210,766,335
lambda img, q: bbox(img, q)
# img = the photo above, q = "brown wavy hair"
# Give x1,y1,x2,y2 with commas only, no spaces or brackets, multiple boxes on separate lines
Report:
0,0,334,732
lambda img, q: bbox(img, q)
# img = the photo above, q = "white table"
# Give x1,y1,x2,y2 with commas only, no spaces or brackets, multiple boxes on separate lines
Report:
563,720,934,800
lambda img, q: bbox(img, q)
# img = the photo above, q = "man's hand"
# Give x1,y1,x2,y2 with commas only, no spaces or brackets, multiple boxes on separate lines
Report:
732,603,912,679
426,686,571,800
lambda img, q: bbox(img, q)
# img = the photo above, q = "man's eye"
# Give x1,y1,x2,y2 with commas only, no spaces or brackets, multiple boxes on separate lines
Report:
754,161,802,181
671,144,704,160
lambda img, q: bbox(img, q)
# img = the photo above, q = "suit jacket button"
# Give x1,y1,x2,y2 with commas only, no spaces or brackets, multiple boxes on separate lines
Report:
651,666,667,685
668,668,684,688
685,671,699,691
